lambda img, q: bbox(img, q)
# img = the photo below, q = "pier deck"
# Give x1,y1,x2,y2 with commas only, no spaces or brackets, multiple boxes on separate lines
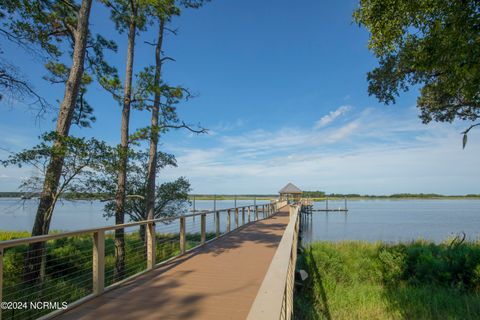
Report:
56,207,290,320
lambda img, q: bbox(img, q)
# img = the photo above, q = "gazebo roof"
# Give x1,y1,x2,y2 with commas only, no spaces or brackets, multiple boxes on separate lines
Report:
278,183,302,194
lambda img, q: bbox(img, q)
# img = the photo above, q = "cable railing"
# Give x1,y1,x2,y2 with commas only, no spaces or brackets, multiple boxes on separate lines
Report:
247,203,300,320
0,200,288,320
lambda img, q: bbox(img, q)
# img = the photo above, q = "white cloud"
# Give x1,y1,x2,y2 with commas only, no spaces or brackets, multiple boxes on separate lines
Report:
326,121,359,142
314,105,351,129
212,118,245,132
2,104,478,195
161,105,480,194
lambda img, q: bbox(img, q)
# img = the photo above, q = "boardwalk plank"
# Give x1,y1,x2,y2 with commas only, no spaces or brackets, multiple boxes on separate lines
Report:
56,207,289,320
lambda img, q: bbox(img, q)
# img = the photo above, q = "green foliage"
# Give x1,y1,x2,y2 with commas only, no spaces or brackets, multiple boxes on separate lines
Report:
100,0,148,34
354,0,480,145
0,229,214,319
295,241,480,319
0,0,117,120
302,190,325,198
377,247,406,284
86,147,191,221
1,132,112,197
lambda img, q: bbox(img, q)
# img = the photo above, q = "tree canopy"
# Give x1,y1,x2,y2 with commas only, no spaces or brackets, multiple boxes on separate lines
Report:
354,0,480,146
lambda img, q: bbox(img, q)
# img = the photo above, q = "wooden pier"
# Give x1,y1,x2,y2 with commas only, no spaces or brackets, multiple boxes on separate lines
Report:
301,197,349,213
56,208,291,320
0,200,301,320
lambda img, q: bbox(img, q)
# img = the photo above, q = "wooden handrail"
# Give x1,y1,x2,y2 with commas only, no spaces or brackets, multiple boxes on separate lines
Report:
247,204,300,320
0,201,284,249
0,199,288,320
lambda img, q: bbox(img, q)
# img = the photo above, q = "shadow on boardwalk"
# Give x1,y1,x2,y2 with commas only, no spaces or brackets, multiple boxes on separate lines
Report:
57,209,290,320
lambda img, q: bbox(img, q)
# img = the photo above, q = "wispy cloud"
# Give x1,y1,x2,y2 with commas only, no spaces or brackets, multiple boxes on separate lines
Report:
161,105,479,194
2,104,478,194
209,118,245,135
314,105,351,129
326,121,359,142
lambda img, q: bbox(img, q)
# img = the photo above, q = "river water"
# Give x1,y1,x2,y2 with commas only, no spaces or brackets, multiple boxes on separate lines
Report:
301,199,480,243
0,198,268,232
1,198,480,243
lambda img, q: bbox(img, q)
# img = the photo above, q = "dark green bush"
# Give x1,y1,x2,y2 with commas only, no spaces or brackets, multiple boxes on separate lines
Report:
380,240,480,292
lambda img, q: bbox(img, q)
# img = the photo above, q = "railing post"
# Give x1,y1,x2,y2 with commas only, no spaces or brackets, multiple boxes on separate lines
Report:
93,230,105,296
147,222,156,269
227,209,231,232
201,213,206,244
235,208,239,229
215,211,220,237
180,216,186,254
0,247,3,320
242,207,245,225
262,205,265,219
248,206,251,223
255,206,258,220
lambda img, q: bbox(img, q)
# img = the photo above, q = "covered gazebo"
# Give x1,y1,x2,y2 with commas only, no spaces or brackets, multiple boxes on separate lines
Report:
279,183,302,202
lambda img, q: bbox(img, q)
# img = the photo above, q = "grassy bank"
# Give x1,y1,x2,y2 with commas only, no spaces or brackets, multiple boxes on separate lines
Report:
295,241,480,319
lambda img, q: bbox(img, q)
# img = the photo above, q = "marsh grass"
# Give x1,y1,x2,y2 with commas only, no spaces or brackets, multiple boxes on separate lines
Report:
295,241,480,320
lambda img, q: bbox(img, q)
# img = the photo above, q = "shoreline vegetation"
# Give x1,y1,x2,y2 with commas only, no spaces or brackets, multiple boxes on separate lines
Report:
1,230,215,319
295,240,480,320
0,192,479,200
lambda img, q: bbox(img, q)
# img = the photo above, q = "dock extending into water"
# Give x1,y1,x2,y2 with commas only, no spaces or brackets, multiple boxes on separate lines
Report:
0,200,301,320
300,197,349,214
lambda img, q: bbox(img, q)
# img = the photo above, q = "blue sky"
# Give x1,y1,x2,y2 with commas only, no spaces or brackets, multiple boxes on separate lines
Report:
0,0,479,194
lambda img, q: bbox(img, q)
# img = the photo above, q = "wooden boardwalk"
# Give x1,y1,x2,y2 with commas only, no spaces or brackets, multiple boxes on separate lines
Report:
56,207,290,320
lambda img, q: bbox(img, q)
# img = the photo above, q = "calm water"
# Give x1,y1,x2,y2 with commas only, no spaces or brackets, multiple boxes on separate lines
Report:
0,198,268,231
301,199,480,244
2,198,480,243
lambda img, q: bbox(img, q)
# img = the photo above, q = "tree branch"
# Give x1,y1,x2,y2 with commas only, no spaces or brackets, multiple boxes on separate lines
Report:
164,27,178,35
461,122,480,149
462,123,480,135
159,121,208,134
144,41,158,46
160,57,176,63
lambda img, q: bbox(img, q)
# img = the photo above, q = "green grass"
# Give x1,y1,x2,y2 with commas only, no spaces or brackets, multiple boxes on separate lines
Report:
295,241,480,320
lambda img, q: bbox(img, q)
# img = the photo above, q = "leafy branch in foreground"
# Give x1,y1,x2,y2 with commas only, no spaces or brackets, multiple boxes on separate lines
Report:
85,147,191,242
1,132,112,210
354,0,480,147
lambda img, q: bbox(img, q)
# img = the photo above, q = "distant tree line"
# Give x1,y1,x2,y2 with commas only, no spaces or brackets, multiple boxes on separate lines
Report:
1,191,479,199
302,191,480,199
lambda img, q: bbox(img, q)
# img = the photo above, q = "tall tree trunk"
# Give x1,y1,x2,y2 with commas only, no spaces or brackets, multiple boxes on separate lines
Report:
114,15,136,281
24,0,93,283
145,19,165,221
